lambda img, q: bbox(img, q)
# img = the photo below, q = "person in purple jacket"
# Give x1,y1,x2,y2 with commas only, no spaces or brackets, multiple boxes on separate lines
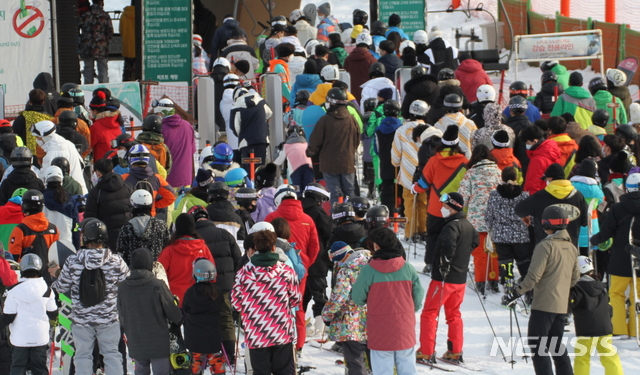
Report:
160,99,196,188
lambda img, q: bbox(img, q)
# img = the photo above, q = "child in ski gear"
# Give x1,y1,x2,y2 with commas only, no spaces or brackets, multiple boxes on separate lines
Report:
328,203,368,250
173,168,212,221
352,227,424,375
519,125,562,194
569,159,604,256
235,187,258,234
570,256,623,375
272,217,306,280
490,129,522,183
118,248,183,375
0,188,26,250
273,125,314,193
418,193,479,364
322,242,371,375
8,189,59,262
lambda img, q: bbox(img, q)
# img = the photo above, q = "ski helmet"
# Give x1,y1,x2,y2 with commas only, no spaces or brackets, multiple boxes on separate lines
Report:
128,144,150,166
606,68,627,87
332,203,356,225
274,184,297,207
60,83,79,94
187,205,209,221
223,74,240,88
58,110,78,128
588,77,607,95
509,81,528,97
113,133,136,150
541,206,569,231
225,168,249,187
289,9,304,23
208,181,230,201
82,219,109,244
213,57,231,69
626,173,640,192
51,157,70,175
130,189,153,207
349,196,370,217
413,30,428,44
353,9,368,26
303,182,330,203
363,97,378,113
366,205,390,229
615,124,637,145
32,120,56,137
443,93,463,111
233,86,249,101
21,189,44,214
509,95,529,112
410,65,428,79
10,147,33,167
152,98,175,116
540,60,558,72
383,100,401,117
371,20,387,36
213,143,234,164
235,187,258,209
305,39,321,57
577,255,594,274
437,68,455,82
271,15,287,26
20,253,43,273
409,100,429,117
355,33,372,47
591,109,610,127
326,88,349,108
321,64,340,82
193,258,217,282
44,166,64,183
541,70,557,84
369,62,386,78
249,221,275,234
476,84,496,103
66,88,85,106
399,40,416,55
294,90,311,106
142,114,163,133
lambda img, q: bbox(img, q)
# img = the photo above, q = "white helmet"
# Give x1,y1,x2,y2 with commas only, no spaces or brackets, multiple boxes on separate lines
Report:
32,120,56,137
44,165,63,183
606,68,627,87
305,39,321,57
274,184,297,207
577,256,594,274
153,98,174,115
249,221,275,234
409,100,429,116
627,173,640,192
130,189,153,207
233,86,250,101
399,40,416,55
355,32,372,46
321,64,340,81
223,74,240,87
199,145,213,165
213,57,231,69
476,84,496,103
290,9,304,23
413,30,428,44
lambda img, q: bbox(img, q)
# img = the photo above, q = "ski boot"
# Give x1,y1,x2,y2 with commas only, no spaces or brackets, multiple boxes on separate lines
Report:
488,280,500,294
208,353,226,374
476,282,486,295
442,351,464,364
416,350,436,365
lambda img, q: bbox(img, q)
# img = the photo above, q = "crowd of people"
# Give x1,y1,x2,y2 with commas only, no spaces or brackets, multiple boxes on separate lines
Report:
2,2,640,375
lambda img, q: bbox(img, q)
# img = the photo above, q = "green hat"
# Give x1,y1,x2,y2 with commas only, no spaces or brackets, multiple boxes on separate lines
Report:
11,188,28,199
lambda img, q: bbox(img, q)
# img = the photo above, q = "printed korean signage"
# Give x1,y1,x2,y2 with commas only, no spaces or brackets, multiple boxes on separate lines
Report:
142,0,192,82
378,0,425,35
518,33,602,60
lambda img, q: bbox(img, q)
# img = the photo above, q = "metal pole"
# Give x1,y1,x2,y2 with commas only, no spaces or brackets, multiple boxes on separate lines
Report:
51,0,60,91
264,73,285,162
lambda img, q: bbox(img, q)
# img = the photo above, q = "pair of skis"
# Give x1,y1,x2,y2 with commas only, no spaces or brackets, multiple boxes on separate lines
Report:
416,356,481,372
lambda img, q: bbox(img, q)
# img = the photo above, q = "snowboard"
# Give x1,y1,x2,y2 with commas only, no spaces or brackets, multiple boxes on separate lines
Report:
169,324,192,375
56,293,74,375
303,4,317,26
617,57,638,86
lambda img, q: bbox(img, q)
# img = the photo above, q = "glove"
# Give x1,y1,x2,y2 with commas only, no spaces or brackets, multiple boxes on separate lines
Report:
410,183,419,195
502,288,520,307
439,261,450,279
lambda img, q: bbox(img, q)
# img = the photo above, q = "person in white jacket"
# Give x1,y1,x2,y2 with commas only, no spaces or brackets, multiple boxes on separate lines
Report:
33,120,88,194
2,254,58,375
360,62,399,108
290,9,317,47
221,74,241,152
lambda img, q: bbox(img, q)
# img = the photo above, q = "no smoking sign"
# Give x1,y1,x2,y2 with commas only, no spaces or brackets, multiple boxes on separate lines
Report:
12,5,45,38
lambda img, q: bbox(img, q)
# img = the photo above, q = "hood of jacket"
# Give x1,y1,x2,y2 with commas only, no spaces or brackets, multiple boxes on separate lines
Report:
377,117,403,134
544,228,573,244
162,114,187,128
6,166,41,186
77,247,113,270
295,74,322,87
274,199,305,221
234,92,263,108
0,133,18,153
456,59,483,73
577,275,606,298
348,47,374,61
368,256,405,273
121,5,135,20
438,79,461,88
223,18,240,29
342,250,371,269
325,105,351,120
276,238,293,253
13,277,49,303
137,131,165,145
123,269,156,287
129,215,152,237
33,72,55,93
433,151,468,169
618,191,640,213
565,86,592,99
170,237,209,256
97,172,126,192
545,179,575,199
94,111,121,129
570,175,599,187
249,252,281,268
497,183,523,199
593,90,614,103
22,212,51,232
541,81,563,95
129,166,154,180
361,77,395,91
527,138,561,163
404,74,439,96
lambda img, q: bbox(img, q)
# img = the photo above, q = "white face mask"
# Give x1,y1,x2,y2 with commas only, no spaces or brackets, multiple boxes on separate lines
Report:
91,172,99,186
117,149,127,159
525,143,533,150
440,206,451,218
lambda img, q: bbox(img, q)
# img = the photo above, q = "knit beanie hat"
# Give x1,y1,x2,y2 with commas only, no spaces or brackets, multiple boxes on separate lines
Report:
389,14,401,27
483,102,502,128
441,125,459,146
276,42,295,58
630,103,640,124
328,241,353,262
569,71,583,87
195,169,214,187
304,59,318,74
318,2,331,16
378,87,394,101
234,60,250,75
492,129,510,148
428,26,443,42
90,91,108,110
609,151,632,174
175,213,197,238
578,158,597,178
542,163,565,181
351,25,364,39
130,248,153,271
419,126,443,143
443,192,464,212
255,163,278,188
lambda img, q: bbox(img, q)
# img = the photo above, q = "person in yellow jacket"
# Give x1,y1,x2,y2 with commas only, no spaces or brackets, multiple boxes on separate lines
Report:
120,2,136,81
309,64,357,105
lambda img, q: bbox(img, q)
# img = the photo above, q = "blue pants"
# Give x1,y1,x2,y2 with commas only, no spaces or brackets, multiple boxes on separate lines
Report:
322,172,356,208
369,347,417,375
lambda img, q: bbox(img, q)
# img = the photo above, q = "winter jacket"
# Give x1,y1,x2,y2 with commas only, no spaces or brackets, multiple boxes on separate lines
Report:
301,197,333,277
231,92,273,149
416,151,468,217
118,269,183,360
116,215,170,263
455,59,492,102
41,133,88,194
360,77,399,108
8,212,59,260
0,167,44,205
57,126,90,156
252,187,276,223
467,100,489,129
435,113,478,158
534,81,564,114
307,106,360,174
123,165,175,206
515,179,589,247
593,90,627,134
431,211,480,284
371,35,385,59
345,48,382,101
401,74,440,119
32,73,59,116
516,229,579,314
265,199,319,268
570,176,603,248
212,64,229,127
391,121,422,189
220,40,260,77
172,192,208,222
0,133,22,163
331,47,348,67
52,108,91,155
0,198,24,250
78,4,113,59
570,275,613,337
3,277,57,347
267,59,292,103
352,255,424,351
590,191,640,277
290,74,322,104
378,53,403,81
609,85,632,116
276,238,305,280
194,219,242,291
210,18,246,59
472,121,516,151
317,16,340,43
157,237,214,306
294,20,317,47
550,63,570,89
52,247,129,326
423,38,458,77
374,117,403,180
548,133,578,177
551,86,596,129
502,99,541,123
119,5,135,58
328,222,368,256
85,172,133,250
161,115,195,187
485,184,530,243
523,139,562,194
385,26,410,40
61,176,83,197
12,105,52,154
287,56,306,87
0,257,17,287
308,83,357,106
183,282,224,354
91,111,122,162
566,121,599,146
427,81,469,125
322,250,370,342
458,160,502,232
206,200,245,240
43,189,80,248
137,131,172,173
231,252,300,348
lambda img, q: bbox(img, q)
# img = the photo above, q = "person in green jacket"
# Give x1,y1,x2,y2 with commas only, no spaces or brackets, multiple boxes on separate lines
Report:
551,72,596,130
541,60,570,90
366,88,398,188
588,77,627,135
172,169,212,221
329,34,347,67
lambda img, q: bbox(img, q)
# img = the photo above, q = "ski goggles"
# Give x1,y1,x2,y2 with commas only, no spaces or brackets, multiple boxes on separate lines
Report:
439,193,463,210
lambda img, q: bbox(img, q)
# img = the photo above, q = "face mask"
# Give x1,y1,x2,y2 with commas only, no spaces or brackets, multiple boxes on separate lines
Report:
91,172,99,186
117,149,127,159
525,143,533,150
440,206,451,218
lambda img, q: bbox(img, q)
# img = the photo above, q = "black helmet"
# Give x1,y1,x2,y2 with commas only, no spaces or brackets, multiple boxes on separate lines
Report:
82,219,109,244
114,133,136,150
588,77,607,95
187,205,209,221
541,70,557,84
51,156,70,176
66,88,85,105
437,68,455,82
371,20,387,36
508,95,528,112
349,196,370,217
509,81,528,96
540,60,558,72
326,88,349,107
369,62,386,78
60,83,79,94
58,110,78,128
142,114,163,133
411,65,428,79
615,124,637,144
10,147,32,167
22,189,44,214
443,93,463,111
591,109,610,127
303,182,330,203
294,90,311,106
363,98,378,113
541,205,569,231
353,9,368,26
332,203,356,225
207,181,230,201
366,205,390,229
235,187,258,208
383,100,401,117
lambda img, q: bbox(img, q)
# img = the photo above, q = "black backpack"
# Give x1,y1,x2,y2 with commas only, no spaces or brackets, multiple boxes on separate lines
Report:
18,223,57,264
79,267,106,307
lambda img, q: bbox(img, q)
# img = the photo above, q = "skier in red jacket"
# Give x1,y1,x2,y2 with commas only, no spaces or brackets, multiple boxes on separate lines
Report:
455,53,492,103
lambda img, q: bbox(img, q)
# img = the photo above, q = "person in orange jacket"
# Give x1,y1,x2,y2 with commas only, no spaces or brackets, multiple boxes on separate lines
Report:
490,130,523,184
0,188,27,253
547,116,578,177
8,190,59,262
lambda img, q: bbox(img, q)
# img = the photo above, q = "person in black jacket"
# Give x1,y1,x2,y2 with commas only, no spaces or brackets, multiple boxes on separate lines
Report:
85,158,134,251
401,67,439,119
328,203,367,251
32,72,59,116
190,204,242,362
426,74,469,125
56,110,90,155
206,181,246,240
374,100,403,211
235,187,257,234
377,40,403,81
210,15,246,61
417,192,478,363
534,71,564,115
0,147,44,205
117,248,183,375
423,27,458,78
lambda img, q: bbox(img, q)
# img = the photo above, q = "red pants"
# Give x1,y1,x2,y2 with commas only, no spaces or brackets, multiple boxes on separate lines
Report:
295,276,307,350
419,281,466,355
472,232,499,282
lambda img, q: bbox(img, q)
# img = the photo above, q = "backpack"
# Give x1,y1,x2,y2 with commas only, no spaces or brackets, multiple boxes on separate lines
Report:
79,267,106,307
18,223,57,264
135,178,155,197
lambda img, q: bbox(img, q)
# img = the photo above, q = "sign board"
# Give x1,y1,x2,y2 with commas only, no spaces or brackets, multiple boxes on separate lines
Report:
0,0,52,107
81,82,144,132
378,0,425,36
142,0,192,82
517,32,601,60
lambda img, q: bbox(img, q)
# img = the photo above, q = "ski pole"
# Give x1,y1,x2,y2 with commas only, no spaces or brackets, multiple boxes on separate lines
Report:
411,194,418,259
468,270,507,362
48,325,56,375
484,250,491,299
509,300,529,363
509,307,516,368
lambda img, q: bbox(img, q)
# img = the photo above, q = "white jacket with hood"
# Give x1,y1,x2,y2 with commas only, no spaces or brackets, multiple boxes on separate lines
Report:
40,133,88,194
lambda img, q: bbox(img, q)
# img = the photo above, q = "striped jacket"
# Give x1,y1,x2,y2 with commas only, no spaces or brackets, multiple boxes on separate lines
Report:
391,120,423,189
435,113,477,159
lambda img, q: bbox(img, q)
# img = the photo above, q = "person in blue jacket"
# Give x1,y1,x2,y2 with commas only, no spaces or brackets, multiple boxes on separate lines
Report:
385,14,410,40
502,81,541,123
290,60,322,104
